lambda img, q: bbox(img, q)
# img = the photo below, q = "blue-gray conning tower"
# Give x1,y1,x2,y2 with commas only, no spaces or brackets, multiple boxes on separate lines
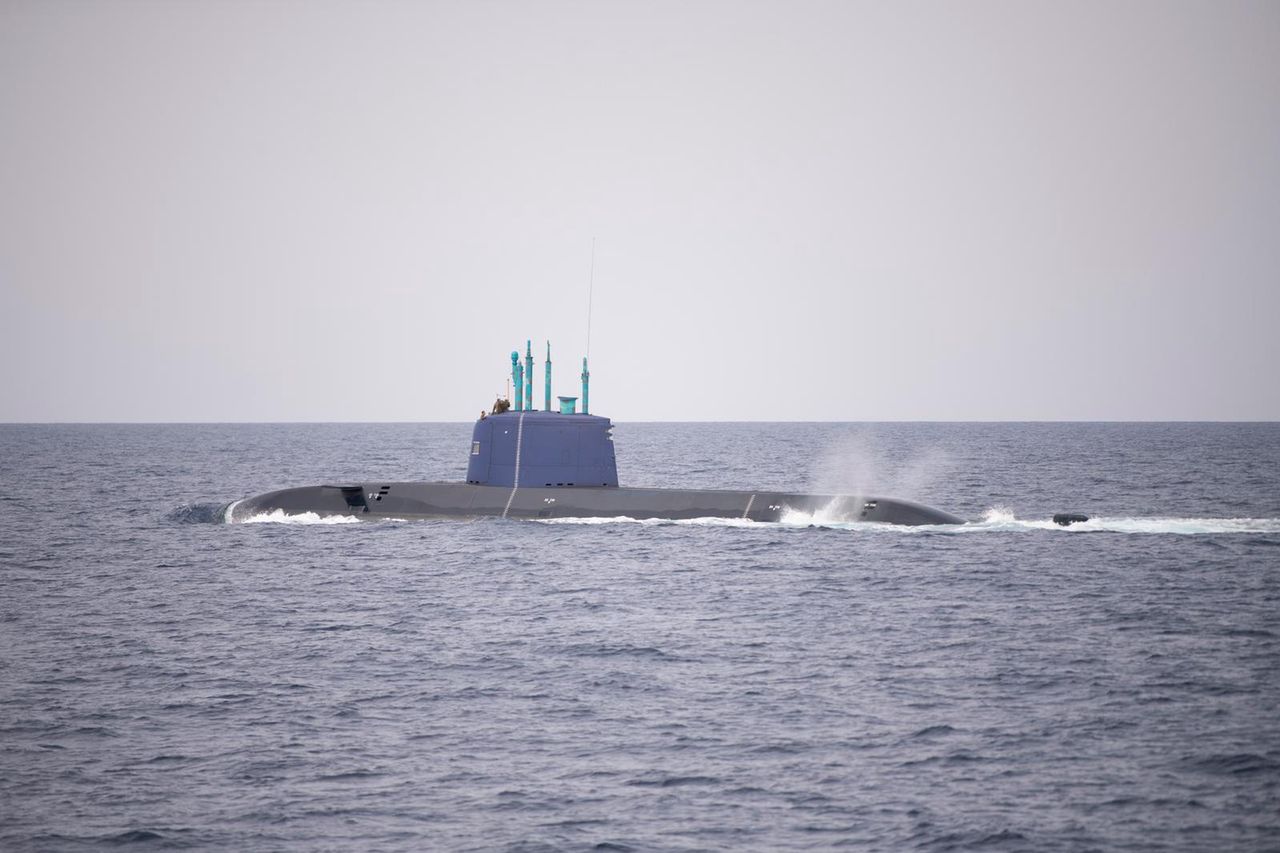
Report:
465,342,617,488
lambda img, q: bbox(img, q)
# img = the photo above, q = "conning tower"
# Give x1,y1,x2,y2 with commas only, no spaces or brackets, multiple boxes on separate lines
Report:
466,342,617,488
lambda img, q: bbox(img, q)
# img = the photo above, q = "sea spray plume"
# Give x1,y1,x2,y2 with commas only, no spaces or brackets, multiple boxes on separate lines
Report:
804,428,954,510
982,506,1018,524
804,427,880,501
893,446,954,506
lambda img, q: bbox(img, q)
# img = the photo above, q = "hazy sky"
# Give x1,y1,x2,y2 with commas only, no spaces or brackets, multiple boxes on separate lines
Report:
2,0,1277,422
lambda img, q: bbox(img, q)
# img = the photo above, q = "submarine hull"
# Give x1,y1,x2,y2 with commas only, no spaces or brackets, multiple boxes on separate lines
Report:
229,482,964,526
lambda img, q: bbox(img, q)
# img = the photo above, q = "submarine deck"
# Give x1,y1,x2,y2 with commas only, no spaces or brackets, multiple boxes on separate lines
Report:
230,482,963,526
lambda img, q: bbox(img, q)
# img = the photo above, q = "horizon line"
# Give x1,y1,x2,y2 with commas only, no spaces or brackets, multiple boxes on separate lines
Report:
2,418,1278,426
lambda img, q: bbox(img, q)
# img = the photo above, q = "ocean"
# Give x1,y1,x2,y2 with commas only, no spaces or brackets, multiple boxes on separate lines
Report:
2,421,1278,851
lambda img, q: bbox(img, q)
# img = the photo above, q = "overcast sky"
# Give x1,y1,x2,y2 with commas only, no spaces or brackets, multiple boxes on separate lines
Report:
2,0,1277,422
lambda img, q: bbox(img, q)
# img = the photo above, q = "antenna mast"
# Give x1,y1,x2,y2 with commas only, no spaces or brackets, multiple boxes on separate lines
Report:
586,237,595,362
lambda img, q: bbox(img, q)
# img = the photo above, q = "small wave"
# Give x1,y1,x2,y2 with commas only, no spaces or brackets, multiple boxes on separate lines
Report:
315,770,386,782
912,725,958,738
1184,753,1280,776
235,509,361,525
560,642,682,661
626,774,722,787
104,829,166,844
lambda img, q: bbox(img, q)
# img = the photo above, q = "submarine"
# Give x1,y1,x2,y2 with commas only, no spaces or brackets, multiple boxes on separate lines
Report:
229,342,965,526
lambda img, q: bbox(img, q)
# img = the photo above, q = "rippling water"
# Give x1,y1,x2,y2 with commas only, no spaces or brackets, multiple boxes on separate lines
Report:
2,422,1278,850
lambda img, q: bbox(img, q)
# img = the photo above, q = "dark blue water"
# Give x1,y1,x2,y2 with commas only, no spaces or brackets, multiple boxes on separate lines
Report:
2,422,1279,851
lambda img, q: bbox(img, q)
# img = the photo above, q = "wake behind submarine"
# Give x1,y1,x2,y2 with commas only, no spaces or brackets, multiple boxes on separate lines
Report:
230,341,968,526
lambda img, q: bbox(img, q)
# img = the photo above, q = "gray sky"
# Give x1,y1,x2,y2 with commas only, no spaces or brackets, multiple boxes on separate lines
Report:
2,0,1277,422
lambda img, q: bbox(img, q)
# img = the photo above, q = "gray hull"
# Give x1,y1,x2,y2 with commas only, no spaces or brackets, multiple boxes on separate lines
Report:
229,482,964,526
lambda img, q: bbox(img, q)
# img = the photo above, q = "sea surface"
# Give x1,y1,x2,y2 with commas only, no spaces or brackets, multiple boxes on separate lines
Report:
2,422,1278,851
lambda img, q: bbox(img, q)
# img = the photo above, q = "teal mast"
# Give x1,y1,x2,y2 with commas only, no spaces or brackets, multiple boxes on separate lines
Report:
511,350,523,412
581,357,590,415
524,341,534,411
544,341,552,412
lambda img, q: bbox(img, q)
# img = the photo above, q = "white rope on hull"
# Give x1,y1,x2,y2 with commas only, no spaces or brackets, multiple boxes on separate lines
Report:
502,412,526,519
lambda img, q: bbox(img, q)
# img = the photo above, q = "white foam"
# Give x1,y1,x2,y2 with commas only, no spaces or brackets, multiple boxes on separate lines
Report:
982,505,1017,524
534,506,1280,536
222,500,1279,535
958,509,1280,536
779,497,868,527
235,509,362,525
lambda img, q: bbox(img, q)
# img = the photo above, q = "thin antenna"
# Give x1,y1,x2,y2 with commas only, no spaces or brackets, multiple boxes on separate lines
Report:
586,237,596,362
